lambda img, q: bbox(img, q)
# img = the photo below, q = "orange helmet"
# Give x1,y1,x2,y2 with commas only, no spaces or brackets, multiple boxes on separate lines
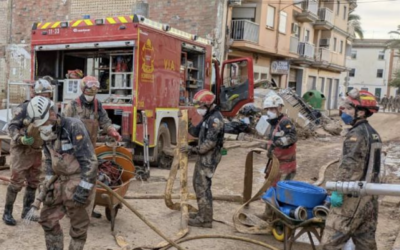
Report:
193,89,216,107
343,89,379,116
80,76,100,96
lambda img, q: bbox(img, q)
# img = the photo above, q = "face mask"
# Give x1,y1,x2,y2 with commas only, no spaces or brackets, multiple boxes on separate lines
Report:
84,95,94,102
267,111,277,119
197,108,207,116
39,125,57,141
341,113,354,125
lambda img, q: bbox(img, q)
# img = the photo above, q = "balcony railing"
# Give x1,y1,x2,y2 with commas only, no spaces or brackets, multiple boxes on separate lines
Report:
298,42,315,59
290,36,299,54
318,8,334,25
348,25,355,37
231,20,260,44
315,47,330,62
302,0,319,16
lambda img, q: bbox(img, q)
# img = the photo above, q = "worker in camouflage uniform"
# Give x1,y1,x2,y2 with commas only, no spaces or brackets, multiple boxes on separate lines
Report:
395,95,400,113
180,89,224,228
63,75,121,218
2,79,53,226
321,89,381,250
380,95,388,112
388,95,394,112
28,96,98,250
256,95,297,222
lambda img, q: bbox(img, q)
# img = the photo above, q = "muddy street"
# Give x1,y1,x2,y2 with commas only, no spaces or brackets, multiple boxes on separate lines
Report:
0,112,399,250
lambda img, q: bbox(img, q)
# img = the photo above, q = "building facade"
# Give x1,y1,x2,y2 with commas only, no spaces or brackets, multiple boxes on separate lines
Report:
227,0,356,110
343,39,398,99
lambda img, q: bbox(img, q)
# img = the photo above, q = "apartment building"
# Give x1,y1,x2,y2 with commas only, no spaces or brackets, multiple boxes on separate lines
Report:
343,39,399,98
227,0,356,110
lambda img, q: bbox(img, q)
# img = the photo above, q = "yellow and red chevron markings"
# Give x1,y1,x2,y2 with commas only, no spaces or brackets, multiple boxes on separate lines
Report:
37,15,134,29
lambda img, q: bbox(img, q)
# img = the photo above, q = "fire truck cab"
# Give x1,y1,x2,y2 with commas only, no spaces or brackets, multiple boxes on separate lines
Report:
30,14,254,166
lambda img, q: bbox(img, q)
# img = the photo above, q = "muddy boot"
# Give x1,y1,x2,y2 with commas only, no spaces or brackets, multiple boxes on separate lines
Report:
21,187,39,221
69,239,85,250
255,205,273,222
189,212,198,219
45,233,64,250
91,210,102,219
2,186,18,226
188,216,212,228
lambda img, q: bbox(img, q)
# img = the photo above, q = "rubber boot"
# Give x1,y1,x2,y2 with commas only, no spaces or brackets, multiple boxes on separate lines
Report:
2,186,18,226
21,187,39,221
69,239,85,250
91,205,102,219
45,233,64,250
188,216,212,228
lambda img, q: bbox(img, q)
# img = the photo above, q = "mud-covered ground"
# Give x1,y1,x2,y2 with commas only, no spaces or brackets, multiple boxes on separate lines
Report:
0,112,399,250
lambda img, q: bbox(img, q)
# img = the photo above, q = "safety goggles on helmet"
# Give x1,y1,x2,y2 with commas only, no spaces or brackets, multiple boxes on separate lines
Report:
85,81,100,89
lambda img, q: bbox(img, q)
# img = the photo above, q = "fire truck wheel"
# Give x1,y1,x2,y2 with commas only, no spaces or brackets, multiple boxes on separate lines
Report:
154,123,173,169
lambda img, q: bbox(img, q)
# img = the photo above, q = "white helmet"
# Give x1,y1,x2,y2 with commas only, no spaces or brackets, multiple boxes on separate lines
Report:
27,96,54,127
34,79,53,95
263,95,284,109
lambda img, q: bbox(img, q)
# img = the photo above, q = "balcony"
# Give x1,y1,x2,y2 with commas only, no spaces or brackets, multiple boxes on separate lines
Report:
290,36,299,54
314,8,334,30
231,20,260,44
347,25,356,39
295,0,319,23
312,48,347,72
298,42,315,59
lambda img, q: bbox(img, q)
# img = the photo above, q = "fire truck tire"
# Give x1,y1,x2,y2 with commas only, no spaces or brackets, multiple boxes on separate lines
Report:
154,123,173,169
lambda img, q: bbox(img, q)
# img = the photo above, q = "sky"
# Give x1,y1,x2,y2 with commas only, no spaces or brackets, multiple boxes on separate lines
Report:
355,0,400,39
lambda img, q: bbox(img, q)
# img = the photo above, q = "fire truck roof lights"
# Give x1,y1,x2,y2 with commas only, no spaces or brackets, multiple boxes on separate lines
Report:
32,14,212,46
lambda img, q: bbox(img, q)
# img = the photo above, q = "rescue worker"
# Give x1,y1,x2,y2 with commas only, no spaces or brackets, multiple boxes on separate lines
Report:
264,95,297,182
2,79,53,226
388,95,394,112
321,89,381,250
63,75,121,145
256,95,297,222
63,75,121,218
395,94,400,113
27,96,98,250
180,89,224,228
380,95,388,112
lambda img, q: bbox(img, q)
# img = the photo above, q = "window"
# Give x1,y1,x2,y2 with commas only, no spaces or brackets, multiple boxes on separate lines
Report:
378,51,385,60
361,87,369,91
343,6,347,20
337,1,340,15
267,6,275,28
279,11,287,34
351,50,357,59
377,69,383,78
304,29,310,42
232,7,256,22
261,73,268,79
333,37,337,51
340,40,344,54
349,68,355,77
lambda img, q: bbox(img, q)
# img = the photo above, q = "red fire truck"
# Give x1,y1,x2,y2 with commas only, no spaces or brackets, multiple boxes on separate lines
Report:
30,14,254,167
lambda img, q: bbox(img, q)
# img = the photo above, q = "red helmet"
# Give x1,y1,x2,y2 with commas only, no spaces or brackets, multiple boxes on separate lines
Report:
80,76,100,96
193,89,216,107
343,89,379,116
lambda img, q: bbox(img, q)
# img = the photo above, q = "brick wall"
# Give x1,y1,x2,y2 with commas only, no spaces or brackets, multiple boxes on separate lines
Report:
70,0,137,19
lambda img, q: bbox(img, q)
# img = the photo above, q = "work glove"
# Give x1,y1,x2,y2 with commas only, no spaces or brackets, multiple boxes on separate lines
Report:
330,191,343,208
73,185,91,206
20,135,34,146
107,127,122,142
180,145,193,154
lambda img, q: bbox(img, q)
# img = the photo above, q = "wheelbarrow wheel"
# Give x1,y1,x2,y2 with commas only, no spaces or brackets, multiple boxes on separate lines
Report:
272,223,290,242
105,207,119,222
